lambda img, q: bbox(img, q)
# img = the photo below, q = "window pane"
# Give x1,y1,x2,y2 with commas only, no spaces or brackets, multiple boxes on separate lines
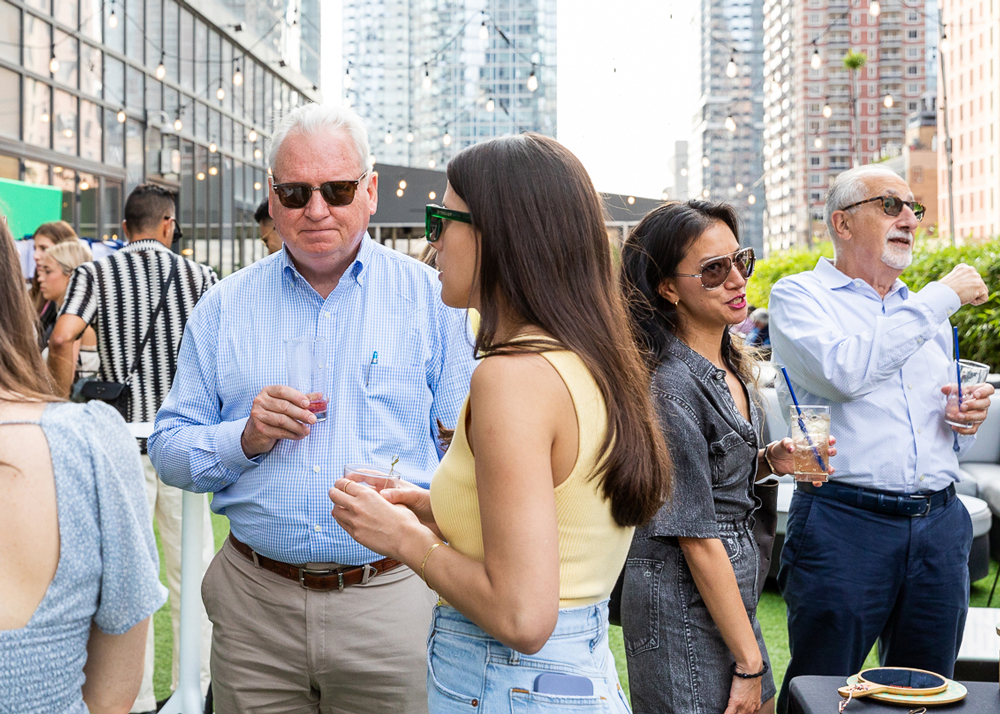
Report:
24,79,51,148
194,19,207,95
78,171,97,239
180,9,192,88
105,55,124,108
53,167,75,224
125,119,143,193
53,0,77,29
80,42,102,97
24,160,49,186
24,14,50,76
53,31,78,88
0,1,20,65
105,107,124,166
126,65,143,109
125,0,143,61
0,67,20,140
104,0,123,53
101,179,122,241
145,0,161,68
194,144,207,264
79,99,102,162
80,0,101,42
180,139,193,256
24,0,49,14
163,0,178,81
53,90,78,155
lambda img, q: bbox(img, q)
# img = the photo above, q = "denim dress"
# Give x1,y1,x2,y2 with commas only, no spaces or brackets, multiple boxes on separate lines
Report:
620,336,775,713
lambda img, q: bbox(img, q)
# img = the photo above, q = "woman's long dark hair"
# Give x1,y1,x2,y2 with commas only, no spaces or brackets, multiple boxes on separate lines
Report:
446,133,671,527
620,200,758,385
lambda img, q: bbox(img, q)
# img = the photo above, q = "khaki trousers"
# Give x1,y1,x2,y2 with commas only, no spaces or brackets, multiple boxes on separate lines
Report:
131,455,215,713
202,538,437,714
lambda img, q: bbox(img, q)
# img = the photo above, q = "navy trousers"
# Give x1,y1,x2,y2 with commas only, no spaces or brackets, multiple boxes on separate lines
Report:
775,489,973,714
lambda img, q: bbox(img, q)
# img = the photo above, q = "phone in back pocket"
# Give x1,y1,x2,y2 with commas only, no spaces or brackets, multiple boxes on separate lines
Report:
533,673,594,696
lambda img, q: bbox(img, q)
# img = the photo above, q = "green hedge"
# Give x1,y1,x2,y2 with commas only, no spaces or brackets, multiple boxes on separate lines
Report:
747,240,1000,366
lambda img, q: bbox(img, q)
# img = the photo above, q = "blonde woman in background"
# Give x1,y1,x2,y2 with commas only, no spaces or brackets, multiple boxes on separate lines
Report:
29,221,78,315
37,241,99,381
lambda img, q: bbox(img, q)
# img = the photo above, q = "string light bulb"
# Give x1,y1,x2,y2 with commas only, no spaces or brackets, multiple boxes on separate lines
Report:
701,156,710,167
822,102,833,118
814,137,823,148
939,33,950,52
428,191,436,200
253,181,262,190
442,132,452,146
209,141,217,153
217,86,226,100
254,148,262,159
422,68,431,90
79,180,89,191
399,180,407,189
108,6,118,27
479,20,489,40
748,195,756,205
196,172,205,181
248,129,257,142
49,54,59,74
702,189,710,198
343,69,353,89
725,115,737,132
527,68,539,92
233,65,243,86
208,166,218,176
156,54,166,79
726,54,737,78
406,132,414,143
736,182,744,192
627,196,636,205
116,108,126,123
385,132,393,144
883,94,894,108
811,48,822,70
485,98,495,112
869,0,880,16
396,188,404,197
428,158,436,169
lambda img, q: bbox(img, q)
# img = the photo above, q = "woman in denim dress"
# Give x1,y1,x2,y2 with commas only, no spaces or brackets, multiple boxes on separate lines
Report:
619,201,833,714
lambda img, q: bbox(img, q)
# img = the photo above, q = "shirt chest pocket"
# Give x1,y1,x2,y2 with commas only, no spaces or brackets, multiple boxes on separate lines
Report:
709,431,756,488
356,364,429,446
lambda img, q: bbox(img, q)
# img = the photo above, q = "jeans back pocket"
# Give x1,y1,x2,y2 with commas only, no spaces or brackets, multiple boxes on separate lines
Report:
620,559,662,657
509,688,613,713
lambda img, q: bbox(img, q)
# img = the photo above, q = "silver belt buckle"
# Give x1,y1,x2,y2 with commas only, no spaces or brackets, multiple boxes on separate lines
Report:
908,495,931,517
298,567,337,590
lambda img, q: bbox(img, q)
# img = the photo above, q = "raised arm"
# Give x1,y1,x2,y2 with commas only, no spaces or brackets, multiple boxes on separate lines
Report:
769,278,959,401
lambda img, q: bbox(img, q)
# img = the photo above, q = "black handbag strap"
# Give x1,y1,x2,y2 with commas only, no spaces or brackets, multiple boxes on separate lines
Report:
123,258,179,386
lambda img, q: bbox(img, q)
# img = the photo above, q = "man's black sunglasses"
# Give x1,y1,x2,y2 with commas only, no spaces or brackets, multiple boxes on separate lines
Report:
425,204,472,243
841,195,926,222
271,171,369,209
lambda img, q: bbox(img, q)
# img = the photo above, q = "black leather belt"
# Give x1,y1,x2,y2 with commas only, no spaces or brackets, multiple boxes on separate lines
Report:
796,481,956,517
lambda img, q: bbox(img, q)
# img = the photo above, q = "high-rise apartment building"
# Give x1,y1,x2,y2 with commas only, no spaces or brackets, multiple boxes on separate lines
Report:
341,0,556,169
692,0,765,254
762,0,928,251
937,0,998,241
0,0,319,275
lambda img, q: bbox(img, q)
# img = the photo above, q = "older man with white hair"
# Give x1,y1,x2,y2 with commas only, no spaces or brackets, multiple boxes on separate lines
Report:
149,104,475,712
769,165,993,712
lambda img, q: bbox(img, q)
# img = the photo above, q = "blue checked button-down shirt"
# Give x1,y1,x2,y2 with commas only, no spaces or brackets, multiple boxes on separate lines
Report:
769,258,974,494
149,238,476,565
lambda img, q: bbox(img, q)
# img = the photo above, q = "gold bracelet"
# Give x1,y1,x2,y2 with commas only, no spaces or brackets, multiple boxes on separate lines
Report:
763,442,780,475
420,542,444,582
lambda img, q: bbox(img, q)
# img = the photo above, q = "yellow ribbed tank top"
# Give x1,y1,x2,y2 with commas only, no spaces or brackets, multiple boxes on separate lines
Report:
430,349,635,608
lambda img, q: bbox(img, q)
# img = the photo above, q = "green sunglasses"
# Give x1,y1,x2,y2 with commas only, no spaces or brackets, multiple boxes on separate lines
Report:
425,204,472,242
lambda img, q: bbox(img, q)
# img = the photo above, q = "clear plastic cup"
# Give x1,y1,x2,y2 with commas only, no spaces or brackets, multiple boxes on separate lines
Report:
789,405,831,482
343,464,403,492
943,359,990,427
286,337,327,422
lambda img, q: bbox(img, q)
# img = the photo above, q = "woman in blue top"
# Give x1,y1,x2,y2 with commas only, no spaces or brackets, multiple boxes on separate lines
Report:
0,219,166,714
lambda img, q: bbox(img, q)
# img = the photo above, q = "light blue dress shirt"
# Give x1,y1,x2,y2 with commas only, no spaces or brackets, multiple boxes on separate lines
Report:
149,238,476,565
769,257,974,494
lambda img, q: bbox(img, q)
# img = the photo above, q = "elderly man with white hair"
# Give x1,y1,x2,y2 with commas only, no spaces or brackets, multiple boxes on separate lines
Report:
149,104,475,712
769,165,993,712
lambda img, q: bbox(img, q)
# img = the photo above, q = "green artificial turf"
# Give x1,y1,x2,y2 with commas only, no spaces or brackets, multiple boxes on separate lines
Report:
153,516,1000,704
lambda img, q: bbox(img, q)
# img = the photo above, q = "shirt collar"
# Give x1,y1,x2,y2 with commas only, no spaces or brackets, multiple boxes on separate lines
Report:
280,234,373,287
120,239,172,254
813,256,909,299
663,332,726,382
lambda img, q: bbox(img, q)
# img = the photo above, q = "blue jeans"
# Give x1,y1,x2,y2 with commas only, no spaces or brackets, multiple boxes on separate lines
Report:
776,489,973,714
426,601,631,713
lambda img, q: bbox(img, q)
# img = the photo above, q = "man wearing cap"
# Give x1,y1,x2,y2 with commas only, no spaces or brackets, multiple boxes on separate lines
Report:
149,104,475,713
769,165,993,712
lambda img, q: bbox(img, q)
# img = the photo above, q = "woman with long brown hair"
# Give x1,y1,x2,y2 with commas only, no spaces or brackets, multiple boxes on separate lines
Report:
328,133,670,712
29,220,78,318
0,218,165,713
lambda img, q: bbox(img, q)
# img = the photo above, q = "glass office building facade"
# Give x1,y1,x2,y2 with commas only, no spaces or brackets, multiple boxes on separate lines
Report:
0,0,320,275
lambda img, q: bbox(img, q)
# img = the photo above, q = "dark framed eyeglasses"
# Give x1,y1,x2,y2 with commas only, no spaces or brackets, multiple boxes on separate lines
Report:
841,195,926,222
271,171,369,209
425,204,472,243
676,247,756,290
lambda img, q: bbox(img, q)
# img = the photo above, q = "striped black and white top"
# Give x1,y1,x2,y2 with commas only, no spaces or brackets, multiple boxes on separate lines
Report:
60,240,218,423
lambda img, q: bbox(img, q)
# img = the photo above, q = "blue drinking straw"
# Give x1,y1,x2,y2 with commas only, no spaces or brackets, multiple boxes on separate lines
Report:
780,366,828,472
953,326,962,452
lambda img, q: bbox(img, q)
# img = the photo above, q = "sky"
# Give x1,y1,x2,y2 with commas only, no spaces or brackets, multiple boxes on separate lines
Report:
321,1,700,200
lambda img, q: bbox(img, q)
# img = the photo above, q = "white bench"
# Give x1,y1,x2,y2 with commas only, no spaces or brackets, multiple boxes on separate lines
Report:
953,607,1000,682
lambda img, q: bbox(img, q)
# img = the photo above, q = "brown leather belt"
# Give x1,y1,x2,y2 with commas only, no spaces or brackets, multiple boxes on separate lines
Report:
228,533,402,591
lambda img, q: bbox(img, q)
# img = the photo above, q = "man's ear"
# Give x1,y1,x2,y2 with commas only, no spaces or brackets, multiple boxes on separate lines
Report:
121,219,130,242
830,210,853,242
657,278,680,305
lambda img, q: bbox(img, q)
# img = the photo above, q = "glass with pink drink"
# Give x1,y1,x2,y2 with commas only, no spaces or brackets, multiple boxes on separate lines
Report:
343,464,404,491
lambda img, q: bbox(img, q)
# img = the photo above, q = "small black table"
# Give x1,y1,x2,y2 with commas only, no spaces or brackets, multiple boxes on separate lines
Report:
788,676,1000,714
